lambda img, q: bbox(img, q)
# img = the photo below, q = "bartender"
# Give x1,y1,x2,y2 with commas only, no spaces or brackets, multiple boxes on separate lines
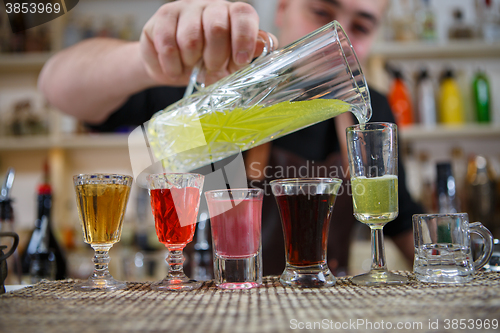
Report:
38,0,421,276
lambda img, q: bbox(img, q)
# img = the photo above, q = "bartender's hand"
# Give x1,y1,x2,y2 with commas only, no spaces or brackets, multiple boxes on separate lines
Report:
39,0,277,124
141,0,274,86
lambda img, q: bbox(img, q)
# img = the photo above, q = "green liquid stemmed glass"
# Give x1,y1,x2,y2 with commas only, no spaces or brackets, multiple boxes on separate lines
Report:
346,122,408,286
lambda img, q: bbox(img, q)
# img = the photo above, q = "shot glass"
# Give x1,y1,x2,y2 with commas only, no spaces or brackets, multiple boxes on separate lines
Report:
73,173,132,291
147,173,204,291
413,213,494,283
205,188,263,289
270,178,342,288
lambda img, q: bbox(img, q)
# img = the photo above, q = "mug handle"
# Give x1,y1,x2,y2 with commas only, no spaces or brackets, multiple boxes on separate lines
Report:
0,232,19,262
469,222,494,270
184,30,276,98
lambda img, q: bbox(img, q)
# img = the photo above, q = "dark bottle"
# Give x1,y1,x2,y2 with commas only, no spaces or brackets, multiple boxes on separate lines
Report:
436,162,460,214
435,162,461,244
448,8,474,39
191,213,213,281
21,180,67,283
28,215,56,283
466,155,497,238
417,151,434,213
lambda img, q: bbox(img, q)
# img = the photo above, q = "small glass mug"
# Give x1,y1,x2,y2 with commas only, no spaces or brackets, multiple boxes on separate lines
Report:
205,188,263,289
413,213,494,283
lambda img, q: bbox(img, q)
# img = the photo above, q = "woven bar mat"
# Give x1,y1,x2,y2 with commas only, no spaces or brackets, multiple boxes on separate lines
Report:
1,272,499,333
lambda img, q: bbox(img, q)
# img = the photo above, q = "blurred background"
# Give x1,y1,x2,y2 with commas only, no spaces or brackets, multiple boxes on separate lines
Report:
0,0,499,283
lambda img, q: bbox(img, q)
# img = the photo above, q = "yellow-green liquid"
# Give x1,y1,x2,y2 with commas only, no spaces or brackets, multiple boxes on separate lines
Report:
351,175,398,226
198,99,350,147
149,99,351,171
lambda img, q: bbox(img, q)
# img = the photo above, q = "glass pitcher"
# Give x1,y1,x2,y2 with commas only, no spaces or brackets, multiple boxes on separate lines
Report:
131,21,371,174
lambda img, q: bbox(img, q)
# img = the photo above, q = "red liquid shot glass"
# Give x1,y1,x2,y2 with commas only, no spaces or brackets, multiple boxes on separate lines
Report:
147,173,204,291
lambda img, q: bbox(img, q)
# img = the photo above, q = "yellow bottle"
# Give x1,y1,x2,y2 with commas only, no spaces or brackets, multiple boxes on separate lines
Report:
439,69,464,124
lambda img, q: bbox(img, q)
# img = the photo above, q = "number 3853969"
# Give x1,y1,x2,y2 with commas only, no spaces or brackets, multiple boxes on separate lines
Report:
5,2,61,14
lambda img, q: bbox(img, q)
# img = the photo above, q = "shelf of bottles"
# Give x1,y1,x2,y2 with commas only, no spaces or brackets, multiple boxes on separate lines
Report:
372,0,500,135
370,40,500,59
400,123,500,141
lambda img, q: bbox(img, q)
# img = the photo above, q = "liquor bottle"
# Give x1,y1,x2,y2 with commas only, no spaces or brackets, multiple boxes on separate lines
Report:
435,162,460,244
27,215,57,283
417,152,434,213
439,69,464,124
448,8,474,40
451,147,467,211
436,162,460,214
415,68,436,126
387,67,414,127
129,187,161,281
416,0,436,41
191,212,213,281
466,155,497,238
21,164,67,283
472,70,491,123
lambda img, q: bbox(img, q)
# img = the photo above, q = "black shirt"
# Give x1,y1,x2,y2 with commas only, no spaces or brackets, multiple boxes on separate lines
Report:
89,86,422,275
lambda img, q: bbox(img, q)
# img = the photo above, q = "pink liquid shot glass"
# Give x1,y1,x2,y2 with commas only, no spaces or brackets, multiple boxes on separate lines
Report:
205,188,263,289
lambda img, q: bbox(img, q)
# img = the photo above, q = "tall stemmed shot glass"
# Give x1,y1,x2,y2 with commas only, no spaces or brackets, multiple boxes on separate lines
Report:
346,122,408,286
147,173,204,291
74,174,132,291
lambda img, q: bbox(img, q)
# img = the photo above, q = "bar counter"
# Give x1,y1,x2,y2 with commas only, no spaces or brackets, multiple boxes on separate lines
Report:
1,271,499,333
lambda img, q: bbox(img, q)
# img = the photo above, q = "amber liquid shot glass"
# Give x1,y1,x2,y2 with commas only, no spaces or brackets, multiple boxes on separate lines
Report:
74,174,132,291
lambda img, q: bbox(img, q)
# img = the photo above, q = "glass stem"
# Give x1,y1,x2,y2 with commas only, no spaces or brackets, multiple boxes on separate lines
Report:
370,227,387,271
167,248,186,278
91,245,113,279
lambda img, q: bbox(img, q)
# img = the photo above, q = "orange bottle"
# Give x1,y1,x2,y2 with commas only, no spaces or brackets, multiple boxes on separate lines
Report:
388,69,414,127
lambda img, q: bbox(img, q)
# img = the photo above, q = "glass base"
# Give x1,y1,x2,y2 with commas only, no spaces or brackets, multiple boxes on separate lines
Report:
280,263,336,288
217,282,260,290
74,277,127,292
151,276,202,291
351,270,408,286
214,253,262,290
415,267,474,284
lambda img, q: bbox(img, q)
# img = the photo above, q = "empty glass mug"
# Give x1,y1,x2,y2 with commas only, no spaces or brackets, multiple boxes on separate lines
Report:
413,213,494,283
139,21,371,173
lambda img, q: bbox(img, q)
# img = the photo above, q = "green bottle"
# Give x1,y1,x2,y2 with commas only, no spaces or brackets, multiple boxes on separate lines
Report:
472,70,491,123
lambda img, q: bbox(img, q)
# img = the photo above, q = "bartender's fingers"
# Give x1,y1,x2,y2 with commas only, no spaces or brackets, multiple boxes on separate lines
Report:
140,3,183,84
202,3,231,73
227,2,259,72
176,3,204,69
